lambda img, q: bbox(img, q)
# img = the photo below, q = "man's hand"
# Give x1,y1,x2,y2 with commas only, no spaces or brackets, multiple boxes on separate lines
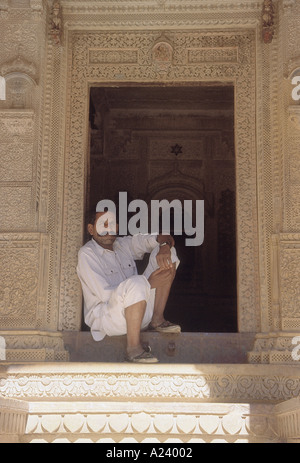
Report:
156,244,173,270
156,234,175,270
148,266,176,289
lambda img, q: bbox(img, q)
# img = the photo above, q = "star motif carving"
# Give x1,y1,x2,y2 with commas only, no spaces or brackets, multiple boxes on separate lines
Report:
171,144,183,156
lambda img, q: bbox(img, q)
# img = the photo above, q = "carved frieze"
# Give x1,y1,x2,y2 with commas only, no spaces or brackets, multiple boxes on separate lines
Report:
1,364,300,403
0,109,34,136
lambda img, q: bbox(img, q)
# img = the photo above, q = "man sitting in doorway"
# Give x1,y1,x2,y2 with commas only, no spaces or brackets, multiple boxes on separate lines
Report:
77,207,180,364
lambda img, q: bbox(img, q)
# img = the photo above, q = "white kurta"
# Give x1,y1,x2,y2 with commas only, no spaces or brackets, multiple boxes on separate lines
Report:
77,234,178,341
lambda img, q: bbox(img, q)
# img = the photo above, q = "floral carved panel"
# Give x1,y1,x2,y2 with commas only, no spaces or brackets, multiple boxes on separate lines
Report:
0,233,49,330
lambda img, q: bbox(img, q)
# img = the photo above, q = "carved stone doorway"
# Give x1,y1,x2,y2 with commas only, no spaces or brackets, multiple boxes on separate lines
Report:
87,85,237,332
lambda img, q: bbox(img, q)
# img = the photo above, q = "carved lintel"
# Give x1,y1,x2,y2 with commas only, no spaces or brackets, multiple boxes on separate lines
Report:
0,109,35,136
262,0,275,44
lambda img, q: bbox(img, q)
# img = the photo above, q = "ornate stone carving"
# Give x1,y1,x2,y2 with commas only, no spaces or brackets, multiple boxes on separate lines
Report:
0,331,69,362
29,0,44,17
0,234,49,330
152,39,173,76
262,0,275,44
50,1,62,45
0,363,297,402
1,55,37,82
23,403,278,443
248,332,300,364
1,0,298,364
0,54,37,111
275,397,300,442
0,363,300,442
279,234,300,326
0,109,34,136
0,397,28,443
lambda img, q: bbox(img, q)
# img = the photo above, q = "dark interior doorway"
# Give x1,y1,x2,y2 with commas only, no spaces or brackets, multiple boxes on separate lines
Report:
86,84,237,332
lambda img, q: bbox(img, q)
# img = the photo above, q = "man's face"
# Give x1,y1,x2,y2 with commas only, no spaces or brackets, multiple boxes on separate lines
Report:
88,212,118,249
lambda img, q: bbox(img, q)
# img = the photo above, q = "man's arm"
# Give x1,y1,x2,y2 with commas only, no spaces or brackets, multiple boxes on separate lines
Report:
123,233,175,269
77,249,115,330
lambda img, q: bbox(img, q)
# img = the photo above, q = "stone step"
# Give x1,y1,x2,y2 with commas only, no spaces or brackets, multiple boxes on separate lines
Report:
62,332,255,364
23,400,278,444
1,362,300,442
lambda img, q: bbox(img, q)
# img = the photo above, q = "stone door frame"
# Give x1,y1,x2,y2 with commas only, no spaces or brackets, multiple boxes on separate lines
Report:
58,28,260,334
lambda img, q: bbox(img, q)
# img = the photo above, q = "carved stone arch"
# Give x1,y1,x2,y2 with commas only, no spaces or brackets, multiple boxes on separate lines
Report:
289,67,300,80
4,72,36,109
146,171,204,204
145,168,214,221
0,56,37,109
286,61,300,80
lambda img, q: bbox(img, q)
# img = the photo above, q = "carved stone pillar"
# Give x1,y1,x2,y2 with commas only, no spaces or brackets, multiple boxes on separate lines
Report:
0,0,69,361
249,1,300,363
249,234,300,363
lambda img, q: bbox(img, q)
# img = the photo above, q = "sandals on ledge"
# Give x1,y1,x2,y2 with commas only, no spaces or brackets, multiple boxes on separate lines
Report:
125,347,159,364
147,320,181,334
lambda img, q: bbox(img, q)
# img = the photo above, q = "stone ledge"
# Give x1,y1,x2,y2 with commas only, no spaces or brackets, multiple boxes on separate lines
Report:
1,363,300,442
0,331,70,363
23,401,278,444
63,331,255,364
1,362,300,404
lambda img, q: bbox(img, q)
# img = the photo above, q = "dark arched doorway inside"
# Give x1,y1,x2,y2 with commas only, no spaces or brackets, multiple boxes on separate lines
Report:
86,84,237,332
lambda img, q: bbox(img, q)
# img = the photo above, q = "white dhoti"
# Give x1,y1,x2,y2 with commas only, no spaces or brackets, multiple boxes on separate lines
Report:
100,246,180,337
